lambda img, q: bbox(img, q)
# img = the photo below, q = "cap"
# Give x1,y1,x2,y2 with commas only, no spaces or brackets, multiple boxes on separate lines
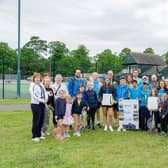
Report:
120,76,125,80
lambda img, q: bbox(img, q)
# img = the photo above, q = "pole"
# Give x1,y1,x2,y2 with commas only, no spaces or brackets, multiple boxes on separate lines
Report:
2,54,4,99
17,0,21,97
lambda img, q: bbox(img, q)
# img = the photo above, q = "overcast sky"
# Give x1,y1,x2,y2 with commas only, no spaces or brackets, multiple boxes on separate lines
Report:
0,0,168,55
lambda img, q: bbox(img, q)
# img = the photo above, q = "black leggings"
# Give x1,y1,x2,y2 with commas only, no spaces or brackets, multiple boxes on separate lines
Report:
87,107,96,128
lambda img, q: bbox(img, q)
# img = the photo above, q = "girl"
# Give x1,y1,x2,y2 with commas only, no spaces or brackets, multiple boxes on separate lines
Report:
99,77,116,131
41,76,55,137
147,89,159,133
72,91,88,136
85,82,98,130
159,93,168,136
158,80,166,101
62,96,74,137
29,72,48,142
54,89,66,140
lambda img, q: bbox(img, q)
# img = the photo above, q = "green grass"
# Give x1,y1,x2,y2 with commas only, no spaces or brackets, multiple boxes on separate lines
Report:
0,98,30,105
0,110,168,168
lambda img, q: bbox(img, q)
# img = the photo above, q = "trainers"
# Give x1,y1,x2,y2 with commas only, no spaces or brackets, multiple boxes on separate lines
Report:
66,133,70,137
73,131,78,136
55,134,64,140
32,137,40,142
117,126,121,131
123,128,126,132
104,125,108,131
40,136,46,140
97,123,101,128
41,132,45,137
76,132,81,137
109,125,114,132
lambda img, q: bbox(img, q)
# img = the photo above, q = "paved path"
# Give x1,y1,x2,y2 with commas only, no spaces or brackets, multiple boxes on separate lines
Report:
0,104,30,111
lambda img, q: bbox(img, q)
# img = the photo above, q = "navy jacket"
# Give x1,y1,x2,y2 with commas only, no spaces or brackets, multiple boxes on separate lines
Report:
55,97,66,117
72,99,87,115
85,89,98,108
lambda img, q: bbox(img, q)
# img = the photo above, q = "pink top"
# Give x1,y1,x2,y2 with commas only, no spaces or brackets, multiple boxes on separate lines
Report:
64,103,72,117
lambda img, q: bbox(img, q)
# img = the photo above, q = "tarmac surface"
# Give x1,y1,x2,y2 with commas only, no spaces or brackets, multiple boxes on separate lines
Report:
0,104,30,111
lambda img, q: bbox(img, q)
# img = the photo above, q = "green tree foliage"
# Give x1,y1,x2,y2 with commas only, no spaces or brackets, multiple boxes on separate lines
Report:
162,52,168,64
96,49,122,74
48,41,69,76
70,45,91,73
0,42,17,74
144,48,155,54
119,48,131,61
23,36,48,57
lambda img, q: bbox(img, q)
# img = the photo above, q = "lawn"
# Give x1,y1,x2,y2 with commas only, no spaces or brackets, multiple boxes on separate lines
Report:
0,110,168,168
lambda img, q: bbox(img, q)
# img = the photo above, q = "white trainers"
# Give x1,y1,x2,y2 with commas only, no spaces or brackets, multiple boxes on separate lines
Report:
123,128,126,132
77,132,81,137
104,125,108,131
32,137,40,142
117,126,122,132
40,136,46,140
109,125,114,132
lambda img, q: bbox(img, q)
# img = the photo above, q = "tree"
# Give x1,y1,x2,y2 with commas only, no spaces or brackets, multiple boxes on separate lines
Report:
23,36,48,57
162,52,168,64
48,41,69,77
96,49,122,74
119,48,131,61
144,48,155,54
0,42,17,74
70,45,91,73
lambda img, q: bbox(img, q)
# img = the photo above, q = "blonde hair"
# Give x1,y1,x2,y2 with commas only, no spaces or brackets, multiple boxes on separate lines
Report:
32,72,42,82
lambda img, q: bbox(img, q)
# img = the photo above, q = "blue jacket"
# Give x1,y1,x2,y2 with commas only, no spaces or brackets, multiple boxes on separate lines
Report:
93,80,101,96
129,87,140,99
116,85,128,101
139,89,151,106
85,89,98,108
158,89,166,100
67,77,85,97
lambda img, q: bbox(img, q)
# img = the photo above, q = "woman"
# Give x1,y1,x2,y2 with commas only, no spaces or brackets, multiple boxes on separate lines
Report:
29,72,48,142
99,77,116,131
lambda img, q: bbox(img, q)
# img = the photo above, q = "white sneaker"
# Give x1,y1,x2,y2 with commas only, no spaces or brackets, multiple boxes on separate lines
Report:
117,126,121,132
77,132,81,137
32,137,40,142
123,128,126,132
109,125,114,132
40,136,46,140
73,132,78,136
104,125,108,131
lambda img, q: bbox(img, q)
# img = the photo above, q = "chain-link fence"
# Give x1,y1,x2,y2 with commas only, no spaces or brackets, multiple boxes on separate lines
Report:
0,74,30,99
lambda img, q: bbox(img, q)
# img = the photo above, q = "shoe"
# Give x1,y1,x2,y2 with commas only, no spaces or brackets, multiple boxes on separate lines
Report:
97,123,101,128
41,132,45,137
123,128,126,132
40,136,46,140
85,125,90,129
109,126,114,132
117,126,121,132
46,132,50,136
32,137,40,142
63,133,67,138
66,133,70,137
76,132,81,137
73,132,78,136
104,125,108,131
55,134,64,140
91,127,96,130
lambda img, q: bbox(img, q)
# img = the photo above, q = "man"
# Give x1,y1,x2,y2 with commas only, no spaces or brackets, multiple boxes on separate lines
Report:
132,69,141,86
91,72,102,128
67,69,85,98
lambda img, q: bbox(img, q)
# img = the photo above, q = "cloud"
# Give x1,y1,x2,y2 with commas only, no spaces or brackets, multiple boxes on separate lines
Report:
0,0,168,55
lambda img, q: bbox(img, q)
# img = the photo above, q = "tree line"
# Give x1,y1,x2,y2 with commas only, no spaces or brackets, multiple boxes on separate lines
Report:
0,36,168,78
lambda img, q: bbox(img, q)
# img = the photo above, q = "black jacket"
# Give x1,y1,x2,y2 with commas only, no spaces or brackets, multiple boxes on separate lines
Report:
72,99,88,115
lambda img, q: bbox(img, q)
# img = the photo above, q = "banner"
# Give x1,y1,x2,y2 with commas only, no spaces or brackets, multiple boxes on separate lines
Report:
119,99,139,130
147,97,158,111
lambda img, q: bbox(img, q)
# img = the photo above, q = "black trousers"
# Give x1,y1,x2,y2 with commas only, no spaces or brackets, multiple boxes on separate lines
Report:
31,103,45,138
161,115,168,133
139,106,150,131
87,107,96,128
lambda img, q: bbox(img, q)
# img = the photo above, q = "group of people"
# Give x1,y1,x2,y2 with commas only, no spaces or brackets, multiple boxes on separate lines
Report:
29,69,168,142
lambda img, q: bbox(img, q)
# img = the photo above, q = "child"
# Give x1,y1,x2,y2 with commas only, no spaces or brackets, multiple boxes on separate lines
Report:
85,82,98,130
147,88,159,133
72,91,88,136
159,93,168,136
62,96,74,137
54,89,66,140
139,82,151,131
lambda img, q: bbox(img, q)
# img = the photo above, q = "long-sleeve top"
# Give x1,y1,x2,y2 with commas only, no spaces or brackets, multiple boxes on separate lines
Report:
99,85,116,102
160,99,168,116
55,97,66,117
158,88,166,101
52,83,68,100
67,77,85,97
85,89,98,108
29,82,48,104
139,88,151,106
116,84,128,101
129,87,140,99
45,87,55,109
71,99,88,115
